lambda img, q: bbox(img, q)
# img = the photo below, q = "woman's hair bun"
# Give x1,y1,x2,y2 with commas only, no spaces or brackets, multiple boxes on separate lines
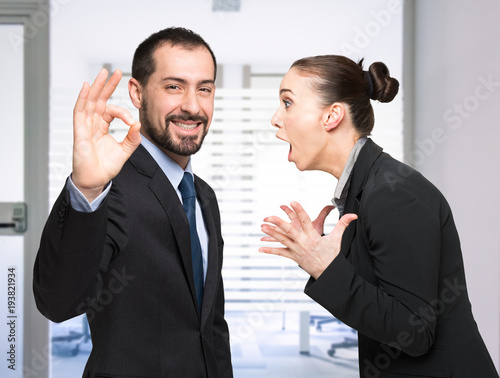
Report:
368,62,399,103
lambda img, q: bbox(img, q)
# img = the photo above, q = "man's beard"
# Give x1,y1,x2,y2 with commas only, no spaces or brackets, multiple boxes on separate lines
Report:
140,101,209,156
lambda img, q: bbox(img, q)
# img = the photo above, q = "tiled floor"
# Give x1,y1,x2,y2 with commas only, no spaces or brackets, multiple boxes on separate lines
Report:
51,312,359,377
228,311,358,378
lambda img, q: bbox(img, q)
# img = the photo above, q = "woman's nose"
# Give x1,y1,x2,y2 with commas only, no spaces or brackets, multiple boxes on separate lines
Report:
271,109,282,129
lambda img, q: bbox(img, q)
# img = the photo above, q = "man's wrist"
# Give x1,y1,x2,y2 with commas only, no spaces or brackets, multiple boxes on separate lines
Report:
67,176,111,212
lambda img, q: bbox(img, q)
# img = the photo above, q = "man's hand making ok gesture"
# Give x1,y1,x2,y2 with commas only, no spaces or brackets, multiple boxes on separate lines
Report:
72,68,142,202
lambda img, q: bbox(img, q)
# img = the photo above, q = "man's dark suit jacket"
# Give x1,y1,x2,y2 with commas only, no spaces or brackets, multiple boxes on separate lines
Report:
306,139,498,378
33,145,233,378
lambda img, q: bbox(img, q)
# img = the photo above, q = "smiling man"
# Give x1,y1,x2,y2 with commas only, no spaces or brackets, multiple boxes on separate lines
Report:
130,40,215,164
33,27,233,378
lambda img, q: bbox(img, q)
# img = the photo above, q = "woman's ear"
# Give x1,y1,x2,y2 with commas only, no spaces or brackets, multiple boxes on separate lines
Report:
324,102,345,131
128,78,143,109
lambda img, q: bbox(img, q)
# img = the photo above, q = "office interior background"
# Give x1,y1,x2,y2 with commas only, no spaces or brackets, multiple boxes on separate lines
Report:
1,0,499,377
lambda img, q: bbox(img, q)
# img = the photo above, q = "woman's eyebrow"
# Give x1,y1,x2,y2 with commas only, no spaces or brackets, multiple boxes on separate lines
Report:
280,88,294,95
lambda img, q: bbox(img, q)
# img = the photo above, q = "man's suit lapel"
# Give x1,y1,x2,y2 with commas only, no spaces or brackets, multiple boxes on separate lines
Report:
340,139,383,258
195,177,219,327
130,146,200,316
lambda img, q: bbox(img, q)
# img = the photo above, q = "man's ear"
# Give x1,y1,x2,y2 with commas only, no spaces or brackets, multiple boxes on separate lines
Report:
128,78,143,109
324,102,345,131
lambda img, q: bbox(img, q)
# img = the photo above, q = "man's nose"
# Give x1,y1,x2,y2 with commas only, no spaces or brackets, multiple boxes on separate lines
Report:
180,90,201,115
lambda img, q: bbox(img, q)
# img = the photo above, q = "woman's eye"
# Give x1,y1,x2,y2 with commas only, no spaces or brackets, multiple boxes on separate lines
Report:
283,99,292,108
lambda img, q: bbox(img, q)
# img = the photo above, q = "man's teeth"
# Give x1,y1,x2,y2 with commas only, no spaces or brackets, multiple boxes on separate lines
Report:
172,121,198,130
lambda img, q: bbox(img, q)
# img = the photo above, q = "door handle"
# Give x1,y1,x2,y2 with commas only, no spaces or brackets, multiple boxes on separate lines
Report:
0,202,27,234
0,222,17,228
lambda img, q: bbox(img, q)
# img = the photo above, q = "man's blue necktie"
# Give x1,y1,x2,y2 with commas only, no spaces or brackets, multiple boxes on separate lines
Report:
178,172,204,315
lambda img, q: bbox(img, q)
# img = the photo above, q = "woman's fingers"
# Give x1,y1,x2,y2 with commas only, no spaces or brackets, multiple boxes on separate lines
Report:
260,221,295,258
258,245,292,259
260,236,279,242
280,205,297,222
261,221,292,246
261,202,319,247
331,213,358,237
311,205,336,234
316,205,336,224
260,204,353,279
290,201,315,234
262,215,294,236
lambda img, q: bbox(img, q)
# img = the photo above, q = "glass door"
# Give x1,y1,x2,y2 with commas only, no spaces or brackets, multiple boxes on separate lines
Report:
0,23,25,378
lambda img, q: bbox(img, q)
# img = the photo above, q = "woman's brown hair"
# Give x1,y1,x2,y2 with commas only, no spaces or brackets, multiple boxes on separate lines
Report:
291,55,399,137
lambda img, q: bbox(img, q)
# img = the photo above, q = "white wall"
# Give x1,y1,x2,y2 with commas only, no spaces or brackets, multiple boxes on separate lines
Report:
50,0,403,86
413,0,500,368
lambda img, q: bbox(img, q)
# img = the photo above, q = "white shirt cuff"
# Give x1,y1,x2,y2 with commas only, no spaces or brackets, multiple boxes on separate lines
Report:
66,176,112,213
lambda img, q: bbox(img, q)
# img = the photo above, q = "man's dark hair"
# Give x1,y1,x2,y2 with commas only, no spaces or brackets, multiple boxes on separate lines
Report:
132,27,217,85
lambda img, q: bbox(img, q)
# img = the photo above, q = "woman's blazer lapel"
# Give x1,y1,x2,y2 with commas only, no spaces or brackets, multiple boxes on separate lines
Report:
340,139,383,258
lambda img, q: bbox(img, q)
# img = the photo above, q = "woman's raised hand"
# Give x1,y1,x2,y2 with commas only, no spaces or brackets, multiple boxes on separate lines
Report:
259,202,357,280
72,69,142,202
